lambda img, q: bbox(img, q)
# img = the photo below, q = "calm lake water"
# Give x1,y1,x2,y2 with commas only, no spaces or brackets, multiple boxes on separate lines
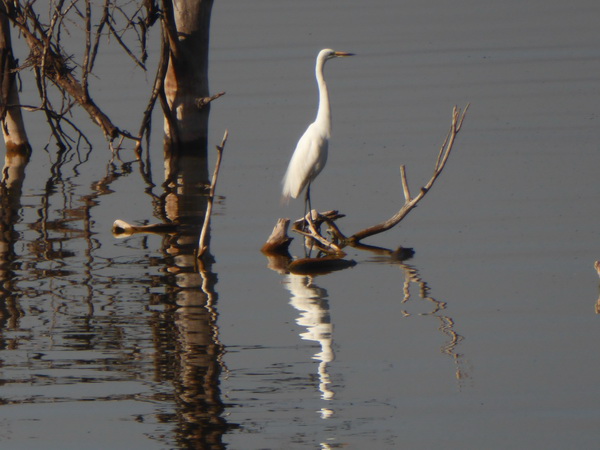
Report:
1,1,600,449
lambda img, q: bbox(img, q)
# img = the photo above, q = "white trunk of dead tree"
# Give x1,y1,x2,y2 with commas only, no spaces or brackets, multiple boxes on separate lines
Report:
0,3,31,172
162,0,214,146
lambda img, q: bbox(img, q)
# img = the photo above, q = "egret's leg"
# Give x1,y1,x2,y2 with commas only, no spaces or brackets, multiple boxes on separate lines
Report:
304,184,313,256
303,185,309,219
306,184,312,218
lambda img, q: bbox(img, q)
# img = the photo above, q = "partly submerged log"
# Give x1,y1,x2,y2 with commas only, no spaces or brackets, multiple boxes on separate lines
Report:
261,218,293,255
112,219,178,237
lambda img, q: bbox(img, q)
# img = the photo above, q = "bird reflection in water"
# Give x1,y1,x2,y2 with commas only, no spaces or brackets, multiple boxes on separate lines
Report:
284,274,335,417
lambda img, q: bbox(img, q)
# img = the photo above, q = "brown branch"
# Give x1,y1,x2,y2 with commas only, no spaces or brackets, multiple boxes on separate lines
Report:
86,0,109,80
1,1,155,143
197,129,228,258
160,0,180,61
195,91,225,109
400,165,411,201
291,210,345,254
348,104,469,244
135,26,170,155
261,218,292,255
81,0,92,97
106,15,146,70
6,9,119,139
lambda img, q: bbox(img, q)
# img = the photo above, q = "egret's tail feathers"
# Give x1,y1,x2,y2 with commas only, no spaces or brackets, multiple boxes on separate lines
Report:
282,170,300,204
280,192,292,206
281,184,298,206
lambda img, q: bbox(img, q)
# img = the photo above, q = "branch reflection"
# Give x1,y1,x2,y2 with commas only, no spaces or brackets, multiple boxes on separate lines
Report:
370,256,471,385
595,261,600,314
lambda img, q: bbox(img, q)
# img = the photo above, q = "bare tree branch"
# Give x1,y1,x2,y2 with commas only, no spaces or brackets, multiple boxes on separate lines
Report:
197,129,228,258
348,104,470,244
106,13,146,70
4,3,119,138
291,210,345,254
195,91,225,109
1,1,158,144
135,25,170,155
160,0,180,61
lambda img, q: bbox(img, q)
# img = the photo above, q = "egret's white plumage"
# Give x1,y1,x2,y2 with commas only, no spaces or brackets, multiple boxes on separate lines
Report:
282,49,354,210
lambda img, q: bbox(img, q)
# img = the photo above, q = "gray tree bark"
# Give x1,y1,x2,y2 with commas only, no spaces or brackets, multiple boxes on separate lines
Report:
0,2,31,175
162,0,213,148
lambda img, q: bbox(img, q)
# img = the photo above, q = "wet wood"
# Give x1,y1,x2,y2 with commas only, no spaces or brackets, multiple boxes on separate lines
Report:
197,129,227,258
261,218,293,255
112,219,178,237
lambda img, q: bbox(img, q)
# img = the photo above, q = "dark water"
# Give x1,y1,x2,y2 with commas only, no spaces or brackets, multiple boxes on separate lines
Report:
1,0,600,449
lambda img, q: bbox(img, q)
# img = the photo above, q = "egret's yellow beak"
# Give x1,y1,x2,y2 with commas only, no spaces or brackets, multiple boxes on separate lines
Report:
334,51,355,57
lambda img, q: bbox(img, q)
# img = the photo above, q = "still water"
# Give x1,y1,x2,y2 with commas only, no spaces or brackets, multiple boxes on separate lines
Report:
1,0,600,449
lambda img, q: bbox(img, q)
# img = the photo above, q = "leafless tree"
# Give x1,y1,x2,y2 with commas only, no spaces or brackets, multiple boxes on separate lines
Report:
0,0,222,156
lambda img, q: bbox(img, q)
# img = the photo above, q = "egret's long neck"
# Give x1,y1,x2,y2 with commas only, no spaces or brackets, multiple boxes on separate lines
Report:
314,57,331,135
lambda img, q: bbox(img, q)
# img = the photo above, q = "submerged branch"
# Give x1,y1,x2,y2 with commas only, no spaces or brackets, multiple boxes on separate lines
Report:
348,104,469,244
197,129,228,258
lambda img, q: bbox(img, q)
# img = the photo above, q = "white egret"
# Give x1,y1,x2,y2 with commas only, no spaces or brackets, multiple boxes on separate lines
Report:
282,48,354,216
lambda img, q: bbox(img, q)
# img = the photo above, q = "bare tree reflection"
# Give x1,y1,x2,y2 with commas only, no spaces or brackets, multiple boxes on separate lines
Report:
0,131,233,446
148,132,232,448
284,274,335,413
0,141,30,336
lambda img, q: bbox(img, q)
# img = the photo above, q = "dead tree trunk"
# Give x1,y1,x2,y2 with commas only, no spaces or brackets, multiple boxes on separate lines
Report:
160,0,215,256
0,2,31,165
0,3,29,327
162,0,214,150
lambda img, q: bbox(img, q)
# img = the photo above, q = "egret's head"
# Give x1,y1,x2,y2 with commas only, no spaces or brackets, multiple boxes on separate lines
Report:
320,48,355,61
